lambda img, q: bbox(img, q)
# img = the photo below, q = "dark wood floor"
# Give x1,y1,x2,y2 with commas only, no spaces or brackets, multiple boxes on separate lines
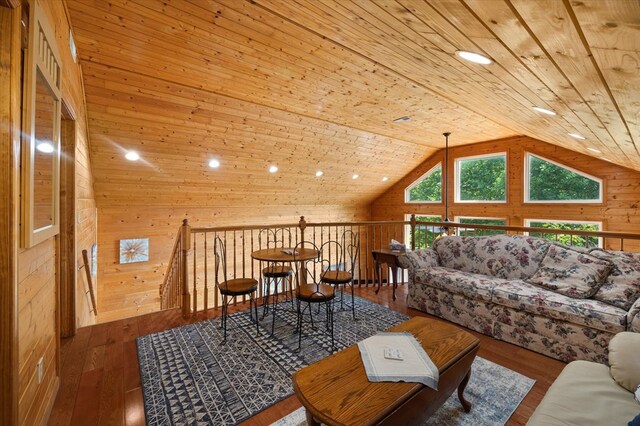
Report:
47,285,565,426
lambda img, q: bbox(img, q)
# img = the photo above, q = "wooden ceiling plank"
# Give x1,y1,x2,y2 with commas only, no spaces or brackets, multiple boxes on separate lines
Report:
509,0,637,159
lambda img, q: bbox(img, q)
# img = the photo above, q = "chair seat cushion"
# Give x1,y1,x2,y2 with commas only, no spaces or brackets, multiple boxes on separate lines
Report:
262,265,293,277
296,283,335,301
527,360,639,426
219,278,258,295
321,270,353,284
492,280,627,333
415,267,499,302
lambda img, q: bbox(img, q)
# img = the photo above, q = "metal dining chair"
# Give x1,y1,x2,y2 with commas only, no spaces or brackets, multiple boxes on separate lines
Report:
258,228,294,316
320,230,360,319
214,235,259,342
292,241,335,350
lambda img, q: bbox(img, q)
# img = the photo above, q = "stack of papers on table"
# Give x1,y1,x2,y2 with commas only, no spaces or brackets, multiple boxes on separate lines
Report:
357,332,439,389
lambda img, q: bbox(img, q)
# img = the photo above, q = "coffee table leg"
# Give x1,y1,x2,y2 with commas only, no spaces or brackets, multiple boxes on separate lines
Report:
457,368,472,412
305,408,320,426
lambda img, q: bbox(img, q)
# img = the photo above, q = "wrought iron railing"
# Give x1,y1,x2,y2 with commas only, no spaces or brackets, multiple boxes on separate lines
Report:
159,216,640,318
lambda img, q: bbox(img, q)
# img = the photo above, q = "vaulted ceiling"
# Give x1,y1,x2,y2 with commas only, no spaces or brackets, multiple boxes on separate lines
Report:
66,0,640,207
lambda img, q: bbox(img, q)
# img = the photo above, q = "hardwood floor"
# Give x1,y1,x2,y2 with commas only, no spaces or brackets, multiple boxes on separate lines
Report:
47,284,565,425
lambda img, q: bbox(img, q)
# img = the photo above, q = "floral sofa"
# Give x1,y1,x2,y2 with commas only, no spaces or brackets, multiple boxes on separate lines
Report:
399,234,640,363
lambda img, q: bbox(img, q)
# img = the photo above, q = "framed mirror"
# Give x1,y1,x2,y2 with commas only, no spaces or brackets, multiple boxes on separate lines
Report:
21,3,62,248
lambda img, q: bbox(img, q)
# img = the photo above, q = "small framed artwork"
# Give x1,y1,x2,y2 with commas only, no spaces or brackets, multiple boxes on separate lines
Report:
119,238,149,264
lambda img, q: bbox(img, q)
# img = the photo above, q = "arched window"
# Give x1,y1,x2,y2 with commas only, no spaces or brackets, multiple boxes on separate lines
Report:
405,163,442,203
525,153,602,203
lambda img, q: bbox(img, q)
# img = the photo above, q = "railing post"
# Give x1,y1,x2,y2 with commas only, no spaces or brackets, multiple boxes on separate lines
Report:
299,216,306,245
410,214,416,251
181,219,191,318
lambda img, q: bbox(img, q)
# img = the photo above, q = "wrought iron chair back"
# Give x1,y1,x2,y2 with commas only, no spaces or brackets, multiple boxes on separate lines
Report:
258,227,293,249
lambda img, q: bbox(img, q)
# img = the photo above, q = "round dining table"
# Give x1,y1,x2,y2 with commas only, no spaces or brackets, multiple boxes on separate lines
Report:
251,247,319,263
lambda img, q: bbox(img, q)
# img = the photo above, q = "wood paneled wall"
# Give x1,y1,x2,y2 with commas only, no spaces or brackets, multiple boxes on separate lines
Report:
14,0,97,424
372,135,640,249
97,205,370,323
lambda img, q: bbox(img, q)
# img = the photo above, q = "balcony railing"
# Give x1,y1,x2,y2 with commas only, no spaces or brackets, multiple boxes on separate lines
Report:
160,216,640,318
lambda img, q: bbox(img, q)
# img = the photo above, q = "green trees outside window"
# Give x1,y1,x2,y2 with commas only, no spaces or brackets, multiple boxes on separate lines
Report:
456,154,506,202
407,215,441,249
407,164,441,202
527,154,601,202
457,217,506,237
527,220,601,248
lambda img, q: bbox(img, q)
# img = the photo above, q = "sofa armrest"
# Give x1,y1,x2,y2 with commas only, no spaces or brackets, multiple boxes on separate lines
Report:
627,297,640,332
398,248,440,273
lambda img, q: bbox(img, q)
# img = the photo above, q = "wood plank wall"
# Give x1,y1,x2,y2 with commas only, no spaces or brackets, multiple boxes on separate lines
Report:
97,205,370,323
372,135,640,250
15,0,97,424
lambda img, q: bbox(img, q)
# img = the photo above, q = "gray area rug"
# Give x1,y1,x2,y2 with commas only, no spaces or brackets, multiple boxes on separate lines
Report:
137,295,409,425
271,356,535,426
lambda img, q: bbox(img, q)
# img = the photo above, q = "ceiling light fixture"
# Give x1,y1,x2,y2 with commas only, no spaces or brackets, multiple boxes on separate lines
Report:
269,165,278,173
587,147,602,154
382,177,389,182
393,116,411,123
568,132,585,140
315,171,323,177
36,142,54,153
600,157,611,162
208,159,220,168
125,151,140,161
456,50,492,65
532,106,557,116
352,174,359,180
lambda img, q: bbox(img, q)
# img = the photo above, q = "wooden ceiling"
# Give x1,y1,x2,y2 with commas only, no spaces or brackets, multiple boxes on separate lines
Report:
65,0,639,207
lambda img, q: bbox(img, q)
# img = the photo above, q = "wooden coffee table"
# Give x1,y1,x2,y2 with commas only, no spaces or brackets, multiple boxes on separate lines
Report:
292,316,479,425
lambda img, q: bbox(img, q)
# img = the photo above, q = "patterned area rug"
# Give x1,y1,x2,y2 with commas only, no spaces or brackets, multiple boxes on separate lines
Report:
271,357,535,426
137,296,409,425
272,357,535,426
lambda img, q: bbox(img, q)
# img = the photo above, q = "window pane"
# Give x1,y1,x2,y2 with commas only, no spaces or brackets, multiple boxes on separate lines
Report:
528,155,600,201
459,155,506,201
408,165,441,202
528,221,600,248
409,216,441,249
458,218,506,237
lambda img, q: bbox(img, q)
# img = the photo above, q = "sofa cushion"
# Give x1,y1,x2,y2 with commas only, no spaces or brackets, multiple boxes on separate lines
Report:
414,267,497,302
609,332,640,393
589,249,640,310
433,234,549,279
527,245,613,298
527,360,640,426
492,280,627,333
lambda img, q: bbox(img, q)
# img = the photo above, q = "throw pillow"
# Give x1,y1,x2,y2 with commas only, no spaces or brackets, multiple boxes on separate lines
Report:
590,249,640,310
527,245,613,298
609,332,640,393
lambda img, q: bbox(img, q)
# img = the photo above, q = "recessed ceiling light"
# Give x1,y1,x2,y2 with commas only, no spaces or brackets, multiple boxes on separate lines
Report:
532,106,556,116
208,159,220,168
456,50,492,65
352,174,359,180
315,171,323,177
600,157,611,162
393,116,412,123
587,147,602,154
568,132,585,140
382,177,389,182
269,165,278,173
36,142,54,153
125,151,140,161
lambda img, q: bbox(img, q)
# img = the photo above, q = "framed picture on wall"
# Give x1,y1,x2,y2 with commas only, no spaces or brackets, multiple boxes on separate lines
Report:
119,238,149,264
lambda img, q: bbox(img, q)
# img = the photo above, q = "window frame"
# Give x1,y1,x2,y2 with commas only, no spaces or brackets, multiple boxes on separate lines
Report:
524,218,603,248
404,163,442,204
454,216,507,236
524,152,603,204
454,152,507,204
